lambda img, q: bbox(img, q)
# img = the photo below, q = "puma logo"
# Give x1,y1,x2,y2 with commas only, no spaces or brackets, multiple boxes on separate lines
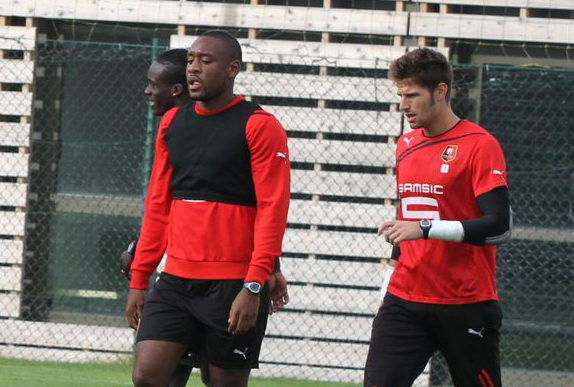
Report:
276,151,288,164
468,328,485,338
233,347,249,360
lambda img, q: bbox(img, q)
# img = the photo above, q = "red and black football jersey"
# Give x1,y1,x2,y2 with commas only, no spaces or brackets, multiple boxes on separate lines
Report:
388,120,508,304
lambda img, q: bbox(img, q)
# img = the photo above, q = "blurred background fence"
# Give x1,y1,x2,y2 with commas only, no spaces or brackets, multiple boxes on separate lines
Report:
1,1,574,386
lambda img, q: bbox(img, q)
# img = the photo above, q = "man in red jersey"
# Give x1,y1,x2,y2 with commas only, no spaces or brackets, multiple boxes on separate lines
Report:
120,48,289,387
125,31,291,387
364,48,511,387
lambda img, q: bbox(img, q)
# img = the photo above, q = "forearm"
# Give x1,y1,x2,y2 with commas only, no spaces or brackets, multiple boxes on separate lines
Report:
461,187,511,245
248,192,290,283
245,112,291,284
129,113,175,289
130,208,170,288
426,187,511,246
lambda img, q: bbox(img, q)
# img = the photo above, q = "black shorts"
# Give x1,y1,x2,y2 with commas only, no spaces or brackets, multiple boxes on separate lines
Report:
178,351,200,368
364,293,502,387
136,272,269,369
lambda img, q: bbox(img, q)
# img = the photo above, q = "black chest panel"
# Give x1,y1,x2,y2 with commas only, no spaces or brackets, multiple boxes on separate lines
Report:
165,100,262,207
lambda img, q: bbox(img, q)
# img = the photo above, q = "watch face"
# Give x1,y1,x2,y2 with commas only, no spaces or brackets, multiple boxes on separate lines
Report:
245,282,261,294
421,219,431,227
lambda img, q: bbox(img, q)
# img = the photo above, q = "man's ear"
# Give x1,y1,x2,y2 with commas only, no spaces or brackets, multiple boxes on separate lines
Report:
172,83,185,97
228,59,241,79
436,82,449,102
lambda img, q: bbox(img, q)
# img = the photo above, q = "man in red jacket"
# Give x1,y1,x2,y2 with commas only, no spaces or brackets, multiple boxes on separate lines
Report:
125,31,291,387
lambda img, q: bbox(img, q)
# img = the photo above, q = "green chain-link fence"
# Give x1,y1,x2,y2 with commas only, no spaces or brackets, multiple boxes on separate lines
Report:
25,41,158,324
0,38,572,386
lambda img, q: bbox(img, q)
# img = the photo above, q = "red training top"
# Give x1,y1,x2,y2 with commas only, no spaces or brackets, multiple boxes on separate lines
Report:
388,120,508,304
130,96,291,290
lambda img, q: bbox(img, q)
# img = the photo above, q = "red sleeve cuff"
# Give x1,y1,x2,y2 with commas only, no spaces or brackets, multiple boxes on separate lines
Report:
129,270,151,290
245,262,273,285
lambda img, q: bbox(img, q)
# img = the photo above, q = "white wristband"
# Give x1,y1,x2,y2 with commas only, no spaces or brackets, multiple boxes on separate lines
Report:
428,220,464,242
380,264,395,301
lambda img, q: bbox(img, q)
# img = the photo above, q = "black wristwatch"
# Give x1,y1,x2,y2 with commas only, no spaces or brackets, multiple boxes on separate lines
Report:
419,219,432,240
243,282,262,295
127,240,137,256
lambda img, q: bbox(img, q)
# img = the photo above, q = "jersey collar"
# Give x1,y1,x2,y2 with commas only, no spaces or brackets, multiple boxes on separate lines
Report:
194,95,245,115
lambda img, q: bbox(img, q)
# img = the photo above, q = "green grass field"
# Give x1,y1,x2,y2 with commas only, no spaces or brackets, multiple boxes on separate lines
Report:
0,357,361,387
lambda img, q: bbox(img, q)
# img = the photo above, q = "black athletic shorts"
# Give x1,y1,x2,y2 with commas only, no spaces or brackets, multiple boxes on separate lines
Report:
178,351,200,368
364,293,502,387
136,272,269,369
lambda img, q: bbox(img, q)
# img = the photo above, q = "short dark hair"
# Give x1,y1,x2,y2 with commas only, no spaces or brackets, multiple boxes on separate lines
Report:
389,48,453,101
156,48,188,87
200,30,242,65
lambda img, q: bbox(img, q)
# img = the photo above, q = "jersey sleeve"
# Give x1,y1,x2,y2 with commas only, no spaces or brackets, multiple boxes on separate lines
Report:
245,111,291,285
130,108,177,290
471,135,508,197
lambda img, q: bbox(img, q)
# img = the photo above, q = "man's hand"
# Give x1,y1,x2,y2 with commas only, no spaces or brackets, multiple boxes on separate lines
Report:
378,220,423,245
228,288,260,336
268,272,289,315
125,289,146,330
120,240,137,280
120,250,133,280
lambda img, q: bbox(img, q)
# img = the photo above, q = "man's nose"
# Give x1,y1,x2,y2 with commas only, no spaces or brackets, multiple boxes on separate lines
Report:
188,61,200,73
399,99,408,111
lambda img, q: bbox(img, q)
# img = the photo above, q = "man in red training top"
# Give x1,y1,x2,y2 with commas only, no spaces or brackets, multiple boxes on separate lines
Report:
364,48,511,387
125,30,291,387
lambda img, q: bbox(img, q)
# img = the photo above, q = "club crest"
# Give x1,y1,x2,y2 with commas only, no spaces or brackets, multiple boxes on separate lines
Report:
441,145,458,163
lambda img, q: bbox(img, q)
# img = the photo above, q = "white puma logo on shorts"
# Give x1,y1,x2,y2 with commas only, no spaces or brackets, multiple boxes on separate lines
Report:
233,347,249,360
468,328,485,338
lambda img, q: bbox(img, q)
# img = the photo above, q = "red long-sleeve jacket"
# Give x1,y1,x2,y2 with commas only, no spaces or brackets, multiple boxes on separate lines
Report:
130,96,291,289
